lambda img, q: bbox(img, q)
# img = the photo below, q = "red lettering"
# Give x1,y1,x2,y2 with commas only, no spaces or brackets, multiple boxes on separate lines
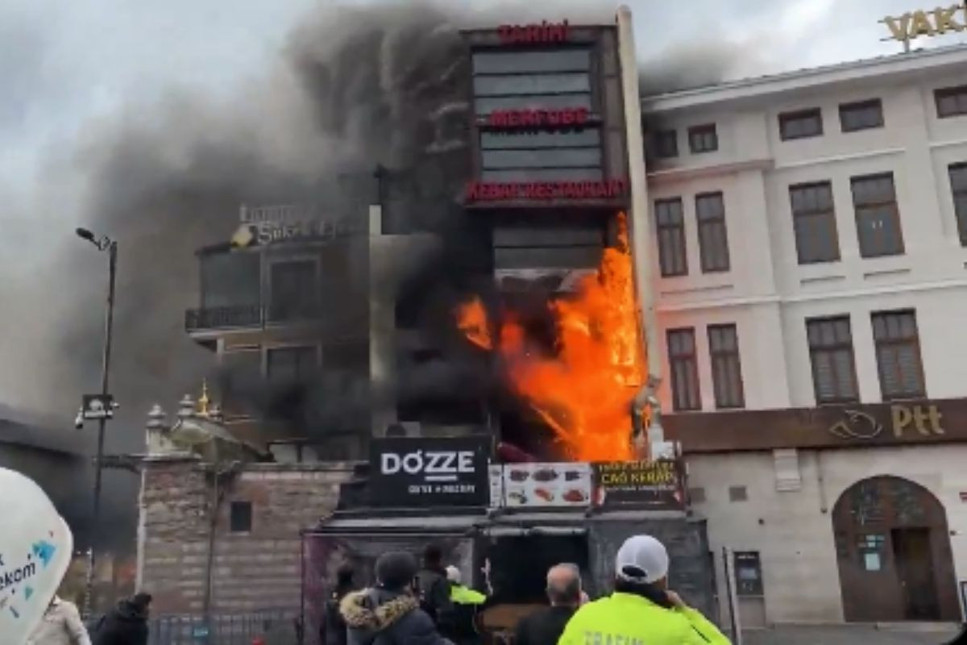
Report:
465,179,628,203
485,107,593,131
497,20,570,44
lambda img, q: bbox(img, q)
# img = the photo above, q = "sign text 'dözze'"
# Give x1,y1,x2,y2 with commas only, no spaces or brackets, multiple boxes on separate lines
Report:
880,4,966,44
380,450,476,483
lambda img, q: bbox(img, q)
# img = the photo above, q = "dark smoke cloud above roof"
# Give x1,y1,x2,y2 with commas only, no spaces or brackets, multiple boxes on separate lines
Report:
0,0,903,434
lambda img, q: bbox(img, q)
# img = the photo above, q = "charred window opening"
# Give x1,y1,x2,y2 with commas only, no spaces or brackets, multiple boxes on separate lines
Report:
396,348,487,428
486,534,589,603
219,349,263,419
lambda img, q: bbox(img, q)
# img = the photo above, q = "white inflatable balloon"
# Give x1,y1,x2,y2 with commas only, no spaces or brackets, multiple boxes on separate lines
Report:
0,467,75,645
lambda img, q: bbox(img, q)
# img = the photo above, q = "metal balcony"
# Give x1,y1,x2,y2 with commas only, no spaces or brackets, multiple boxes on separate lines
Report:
185,301,327,333
184,305,263,332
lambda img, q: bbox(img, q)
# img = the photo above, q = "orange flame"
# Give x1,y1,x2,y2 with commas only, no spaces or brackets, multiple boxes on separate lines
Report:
456,212,646,462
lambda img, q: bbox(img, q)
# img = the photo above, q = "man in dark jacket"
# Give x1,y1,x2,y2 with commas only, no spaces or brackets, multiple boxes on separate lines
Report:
340,551,453,645
92,593,151,645
323,564,356,645
513,564,581,645
415,544,452,625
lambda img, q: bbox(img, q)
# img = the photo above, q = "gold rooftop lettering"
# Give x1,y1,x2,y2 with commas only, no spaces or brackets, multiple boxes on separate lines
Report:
880,4,967,49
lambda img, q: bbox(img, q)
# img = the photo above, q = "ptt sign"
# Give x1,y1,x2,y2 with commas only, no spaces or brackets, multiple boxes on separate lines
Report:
880,4,967,46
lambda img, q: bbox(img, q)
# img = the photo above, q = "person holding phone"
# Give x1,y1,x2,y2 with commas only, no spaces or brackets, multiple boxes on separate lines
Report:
557,535,731,645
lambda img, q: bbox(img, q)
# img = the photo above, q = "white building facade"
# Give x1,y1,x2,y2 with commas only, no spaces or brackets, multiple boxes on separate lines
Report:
641,45,967,625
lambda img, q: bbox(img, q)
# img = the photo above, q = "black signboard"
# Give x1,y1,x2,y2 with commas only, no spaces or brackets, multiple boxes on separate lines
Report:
592,460,685,509
369,436,491,507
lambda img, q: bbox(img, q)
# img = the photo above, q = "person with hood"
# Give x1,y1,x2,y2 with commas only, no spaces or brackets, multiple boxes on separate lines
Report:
26,596,92,645
322,564,356,645
91,593,152,645
558,535,731,645
340,551,453,645
415,544,453,625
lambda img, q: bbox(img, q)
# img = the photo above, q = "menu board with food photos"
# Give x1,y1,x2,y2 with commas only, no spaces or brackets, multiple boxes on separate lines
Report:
501,463,593,508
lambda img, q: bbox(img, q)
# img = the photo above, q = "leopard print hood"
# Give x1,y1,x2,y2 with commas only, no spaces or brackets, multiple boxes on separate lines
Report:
339,589,419,633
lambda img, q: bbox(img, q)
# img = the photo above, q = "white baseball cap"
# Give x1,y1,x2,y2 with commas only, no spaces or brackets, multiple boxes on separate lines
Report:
445,565,462,584
615,535,670,584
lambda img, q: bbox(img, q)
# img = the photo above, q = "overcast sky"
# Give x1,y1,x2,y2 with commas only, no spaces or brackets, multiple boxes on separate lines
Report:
1,0,960,250
0,0,963,393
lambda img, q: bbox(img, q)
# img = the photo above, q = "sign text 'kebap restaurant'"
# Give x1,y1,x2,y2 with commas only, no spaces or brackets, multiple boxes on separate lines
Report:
462,20,630,207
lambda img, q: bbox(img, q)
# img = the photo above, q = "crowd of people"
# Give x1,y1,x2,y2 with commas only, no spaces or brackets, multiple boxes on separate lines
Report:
326,534,731,645
25,592,152,645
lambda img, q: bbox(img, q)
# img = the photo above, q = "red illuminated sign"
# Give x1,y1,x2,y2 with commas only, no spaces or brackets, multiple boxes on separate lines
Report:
498,20,570,45
487,108,589,129
465,179,626,202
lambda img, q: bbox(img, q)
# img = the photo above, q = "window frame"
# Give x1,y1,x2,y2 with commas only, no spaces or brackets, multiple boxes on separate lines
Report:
265,344,320,383
267,256,320,323
655,197,688,277
653,129,679,159
229,501,253,533
935,85,967,119
470,47,594,115
667,327,701,411
688,124,718,154
695,191,731,273
789,181,841,264
850,172,905,258
806,316,860,405
948,162,967,245
871,310,926,402
779,108,824,141
708,324,745,409
839,99,884,133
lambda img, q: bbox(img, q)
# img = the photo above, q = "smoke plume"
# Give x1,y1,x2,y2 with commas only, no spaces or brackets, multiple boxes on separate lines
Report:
1,0,773,453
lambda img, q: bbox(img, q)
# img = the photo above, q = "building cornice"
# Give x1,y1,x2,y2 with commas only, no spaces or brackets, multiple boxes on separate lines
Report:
646,158,773,184
641,44,967,113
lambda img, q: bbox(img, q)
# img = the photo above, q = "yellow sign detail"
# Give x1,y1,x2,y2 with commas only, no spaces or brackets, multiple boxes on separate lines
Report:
881,4,967,45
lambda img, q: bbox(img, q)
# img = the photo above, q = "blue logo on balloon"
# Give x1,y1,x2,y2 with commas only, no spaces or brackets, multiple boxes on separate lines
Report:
31,541,56,568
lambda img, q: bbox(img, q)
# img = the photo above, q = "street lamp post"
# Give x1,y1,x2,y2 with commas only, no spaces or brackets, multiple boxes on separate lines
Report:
75,227,118,617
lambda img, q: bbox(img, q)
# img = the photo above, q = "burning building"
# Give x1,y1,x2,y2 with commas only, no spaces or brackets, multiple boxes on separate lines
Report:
140,7,716,641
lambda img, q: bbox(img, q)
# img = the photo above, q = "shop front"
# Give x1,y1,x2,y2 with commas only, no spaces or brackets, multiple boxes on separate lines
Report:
667,398,967,625
300,436,713,644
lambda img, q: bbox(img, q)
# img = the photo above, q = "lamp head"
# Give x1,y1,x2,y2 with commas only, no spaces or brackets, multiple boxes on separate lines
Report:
75,228,95,242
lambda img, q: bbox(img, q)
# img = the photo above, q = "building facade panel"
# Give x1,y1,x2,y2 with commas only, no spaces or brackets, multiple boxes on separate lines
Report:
687,445,967,624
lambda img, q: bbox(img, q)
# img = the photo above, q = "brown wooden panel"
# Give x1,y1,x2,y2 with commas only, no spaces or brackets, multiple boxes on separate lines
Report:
664,398,967,453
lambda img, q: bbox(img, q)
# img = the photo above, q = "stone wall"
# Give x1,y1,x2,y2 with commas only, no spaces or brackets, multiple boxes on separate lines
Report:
137,456,354,616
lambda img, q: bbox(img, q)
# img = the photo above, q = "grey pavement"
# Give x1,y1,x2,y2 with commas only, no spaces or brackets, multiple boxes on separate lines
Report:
740,624,963,645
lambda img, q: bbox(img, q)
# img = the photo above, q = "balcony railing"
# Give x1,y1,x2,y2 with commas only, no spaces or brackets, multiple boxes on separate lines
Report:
185,304,263,332
185,301,326,333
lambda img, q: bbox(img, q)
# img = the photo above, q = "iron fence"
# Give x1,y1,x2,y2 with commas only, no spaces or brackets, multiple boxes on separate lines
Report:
147,609,297,645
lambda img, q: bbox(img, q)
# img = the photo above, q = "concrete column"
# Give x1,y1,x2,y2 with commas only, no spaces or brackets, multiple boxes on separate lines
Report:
617,6,664,442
